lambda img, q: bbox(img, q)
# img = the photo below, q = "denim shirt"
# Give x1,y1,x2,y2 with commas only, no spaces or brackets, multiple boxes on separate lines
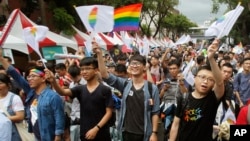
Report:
233,72,250,105
103,73,160,141
7,65,65,141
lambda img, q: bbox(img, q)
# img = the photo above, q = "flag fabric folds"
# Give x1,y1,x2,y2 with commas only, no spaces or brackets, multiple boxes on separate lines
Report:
23,26,48,61
114,3,143,31
75,5,114,32
204,3,244,38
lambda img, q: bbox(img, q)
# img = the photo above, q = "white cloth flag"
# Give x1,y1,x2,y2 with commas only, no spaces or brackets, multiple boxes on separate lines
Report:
23,26,48,60
182,59,195,86
75,5,114,32
204,4,244,38
138,36,150,56
175,34,191,45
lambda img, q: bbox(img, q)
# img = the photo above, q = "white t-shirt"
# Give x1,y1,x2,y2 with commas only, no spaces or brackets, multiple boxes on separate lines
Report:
0,113,12,141
0,92,24,114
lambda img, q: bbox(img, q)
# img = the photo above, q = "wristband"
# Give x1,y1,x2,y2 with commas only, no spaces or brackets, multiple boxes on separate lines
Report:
96,125,101,130
152,131,158,134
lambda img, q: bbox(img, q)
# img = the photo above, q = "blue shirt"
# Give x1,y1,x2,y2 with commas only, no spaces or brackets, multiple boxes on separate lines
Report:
7,65,65,141
233,72,250,105
103,73,160,141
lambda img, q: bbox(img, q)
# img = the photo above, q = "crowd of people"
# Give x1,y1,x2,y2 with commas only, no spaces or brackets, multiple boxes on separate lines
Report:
0,38,250,141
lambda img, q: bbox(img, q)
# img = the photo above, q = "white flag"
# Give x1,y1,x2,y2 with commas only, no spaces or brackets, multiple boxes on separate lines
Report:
204,4,244,38
175,34,191,45
75,5,114,32
23,26,48,59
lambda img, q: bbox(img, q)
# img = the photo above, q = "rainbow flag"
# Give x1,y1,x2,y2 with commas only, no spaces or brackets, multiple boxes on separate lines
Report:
114,3,142,31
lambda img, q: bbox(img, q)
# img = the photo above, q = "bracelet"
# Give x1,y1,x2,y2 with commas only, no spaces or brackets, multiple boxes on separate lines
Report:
96,125,101,130
152,131,158,134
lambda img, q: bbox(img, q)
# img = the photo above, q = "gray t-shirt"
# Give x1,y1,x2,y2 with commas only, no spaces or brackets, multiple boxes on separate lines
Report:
163,81,180,104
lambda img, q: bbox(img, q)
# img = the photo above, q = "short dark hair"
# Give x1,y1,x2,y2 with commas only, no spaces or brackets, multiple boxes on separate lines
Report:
129,54,146,66
197,65,211,75
68,65,81,78
55,63,66,70
80,57,98,68
115,64,127,74
151,55,160,60
168,59,180,68
242,57,250,63
196,55,205,65
0,73,11,86
223,56,230,61
221,63,233,70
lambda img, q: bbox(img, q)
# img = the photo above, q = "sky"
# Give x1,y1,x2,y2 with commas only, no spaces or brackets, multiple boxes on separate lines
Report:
177,0,227,26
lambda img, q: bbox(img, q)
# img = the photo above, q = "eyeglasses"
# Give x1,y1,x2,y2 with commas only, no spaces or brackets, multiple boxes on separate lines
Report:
80,67,96,71
27,75,41,79
196,75,215,83
129,61,142,67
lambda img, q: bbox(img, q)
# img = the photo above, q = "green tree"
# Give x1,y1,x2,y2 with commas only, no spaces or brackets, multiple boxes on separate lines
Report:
212,0,250,45
52,8,75,35
162,13,197,40
140,0,179,37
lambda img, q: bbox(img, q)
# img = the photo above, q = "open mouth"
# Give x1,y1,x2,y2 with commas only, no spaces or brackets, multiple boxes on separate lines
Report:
201,84,208,89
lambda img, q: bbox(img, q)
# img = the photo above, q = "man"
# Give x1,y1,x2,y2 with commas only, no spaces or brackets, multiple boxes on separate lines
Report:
150,55,164,86
233,57,250,107
55,63,72,88
169,39,225,141
0,49,65,141
67,65,86,141
159,60,189,134
93,42,160,141
55,62,72,141
220,63,234,108
46,57,113,141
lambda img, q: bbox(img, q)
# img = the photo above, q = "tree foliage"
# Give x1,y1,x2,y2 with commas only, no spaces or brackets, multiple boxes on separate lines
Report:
162,14,197,40
140,0,179,37
52,8,75,35
20,0,195,38
212,0,250,45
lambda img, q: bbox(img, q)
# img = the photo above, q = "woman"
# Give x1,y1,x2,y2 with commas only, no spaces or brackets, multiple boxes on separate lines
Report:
0,73,25,141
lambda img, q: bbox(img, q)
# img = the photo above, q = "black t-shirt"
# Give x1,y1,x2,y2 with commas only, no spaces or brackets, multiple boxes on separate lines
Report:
124,85,145,134
71,83,113,140
175,91,220,141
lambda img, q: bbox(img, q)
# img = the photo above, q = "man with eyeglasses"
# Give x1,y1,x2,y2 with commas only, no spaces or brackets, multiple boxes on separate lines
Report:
0,48,65,141
93,42,160,141
169,39,225,141
45,57,114,141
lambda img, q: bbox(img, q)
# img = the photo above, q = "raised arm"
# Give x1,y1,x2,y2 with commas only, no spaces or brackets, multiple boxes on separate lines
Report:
207,39,224,100
45,69,72,97
92,42,109,79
